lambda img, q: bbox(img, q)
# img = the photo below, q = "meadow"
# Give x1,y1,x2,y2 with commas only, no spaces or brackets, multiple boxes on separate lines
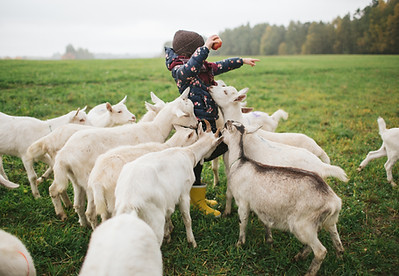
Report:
0,55,398,275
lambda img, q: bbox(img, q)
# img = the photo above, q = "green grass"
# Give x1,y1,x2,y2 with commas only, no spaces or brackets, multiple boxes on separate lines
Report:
0,55,399,275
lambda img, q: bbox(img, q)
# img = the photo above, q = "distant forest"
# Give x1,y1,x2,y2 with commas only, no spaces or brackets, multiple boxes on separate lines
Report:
212,0,399,55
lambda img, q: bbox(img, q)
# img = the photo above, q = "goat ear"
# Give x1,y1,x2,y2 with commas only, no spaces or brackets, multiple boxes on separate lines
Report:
180,87,190,99
150,92,165,105
106,102,113,112
214,136,224,147
225,120,234,131
197,121,204,136
145,101,157,112
119,95,127,104
234,94,247,103
175,108,188,118
241,107,253,113
81,105,87,112
238,87,249,95
187,131,195,140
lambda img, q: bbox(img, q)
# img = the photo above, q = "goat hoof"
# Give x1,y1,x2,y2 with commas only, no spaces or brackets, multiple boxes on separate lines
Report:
356,167,362,172
293,253,301,262
336,250,344,260
59,214,67,221
236,240,244,247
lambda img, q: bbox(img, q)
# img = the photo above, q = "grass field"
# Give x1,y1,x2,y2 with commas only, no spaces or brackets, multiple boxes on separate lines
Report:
0,55,398,275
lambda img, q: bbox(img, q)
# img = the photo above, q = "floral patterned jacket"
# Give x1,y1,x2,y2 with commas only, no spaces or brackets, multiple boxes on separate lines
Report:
165,46,243,125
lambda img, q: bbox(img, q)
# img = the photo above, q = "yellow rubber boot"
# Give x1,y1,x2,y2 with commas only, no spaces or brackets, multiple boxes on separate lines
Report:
205,199,218,207
190,185,221,217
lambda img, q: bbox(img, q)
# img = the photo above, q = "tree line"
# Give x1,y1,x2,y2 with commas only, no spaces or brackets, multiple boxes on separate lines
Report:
62,44,94,60
213,0,399,56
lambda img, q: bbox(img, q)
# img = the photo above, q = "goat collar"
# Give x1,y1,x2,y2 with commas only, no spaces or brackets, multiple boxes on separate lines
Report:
17,250,30,276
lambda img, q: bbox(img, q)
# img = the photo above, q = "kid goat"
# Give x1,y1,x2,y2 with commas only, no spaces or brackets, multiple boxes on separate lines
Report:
0,107,88,198
79,214,162,276
25,94,139,187
0,229,36,276
87,95,136,127
114,121,223,247
49,88,197,226
86,125,198,229
209,84,331,164
222,120,344,276
358,117,399,187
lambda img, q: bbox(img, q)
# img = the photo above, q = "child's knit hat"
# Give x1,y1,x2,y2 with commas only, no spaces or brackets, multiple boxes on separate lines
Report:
173,30,204,57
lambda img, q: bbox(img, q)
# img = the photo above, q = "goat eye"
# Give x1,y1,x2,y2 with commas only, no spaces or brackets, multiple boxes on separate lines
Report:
118,111,122,113
80,119,85,122
223,90,227,95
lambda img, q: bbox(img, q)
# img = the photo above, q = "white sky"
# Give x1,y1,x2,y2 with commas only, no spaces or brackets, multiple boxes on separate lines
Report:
0,0,371,57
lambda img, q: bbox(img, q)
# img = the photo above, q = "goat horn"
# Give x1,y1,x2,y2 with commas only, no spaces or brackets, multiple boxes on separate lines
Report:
74,107,81,117
203,120,211,132
215,128,220,137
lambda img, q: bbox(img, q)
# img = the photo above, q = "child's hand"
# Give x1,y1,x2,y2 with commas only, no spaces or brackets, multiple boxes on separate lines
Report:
205,35,221,50
243,58,260,67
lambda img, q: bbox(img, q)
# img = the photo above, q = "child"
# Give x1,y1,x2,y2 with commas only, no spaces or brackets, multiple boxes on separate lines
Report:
165,30,259,217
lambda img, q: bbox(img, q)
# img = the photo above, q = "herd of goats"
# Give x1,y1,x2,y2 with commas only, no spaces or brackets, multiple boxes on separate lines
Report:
0,80,398,275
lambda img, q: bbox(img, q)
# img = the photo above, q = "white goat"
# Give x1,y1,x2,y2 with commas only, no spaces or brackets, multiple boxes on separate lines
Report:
26,92,161,186
222,120,344,276
114,121,223,247
0,107,88,198
0,229,36,276
49,88,197,226
212,107,288,186
209,84,331,164
86,125,198,229
87,95,136,127
358,117,399,187
223,121,347,216
79,214,162,276
216,80,289,132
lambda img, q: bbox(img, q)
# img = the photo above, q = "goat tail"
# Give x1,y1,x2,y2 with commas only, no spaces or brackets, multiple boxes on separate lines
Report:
0,174,19,189
130,209,139,218
323,164,349,182
50,159,71,195
322,195,342,228
377,117,387,136
26,140,46,162
271,109,289,122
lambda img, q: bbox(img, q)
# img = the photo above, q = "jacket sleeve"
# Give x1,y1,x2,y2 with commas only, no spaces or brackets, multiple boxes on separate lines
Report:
213,57,244,76
171,46,209,83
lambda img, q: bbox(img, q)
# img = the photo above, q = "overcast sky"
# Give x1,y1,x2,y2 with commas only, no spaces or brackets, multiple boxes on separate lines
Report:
0,0,371,57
